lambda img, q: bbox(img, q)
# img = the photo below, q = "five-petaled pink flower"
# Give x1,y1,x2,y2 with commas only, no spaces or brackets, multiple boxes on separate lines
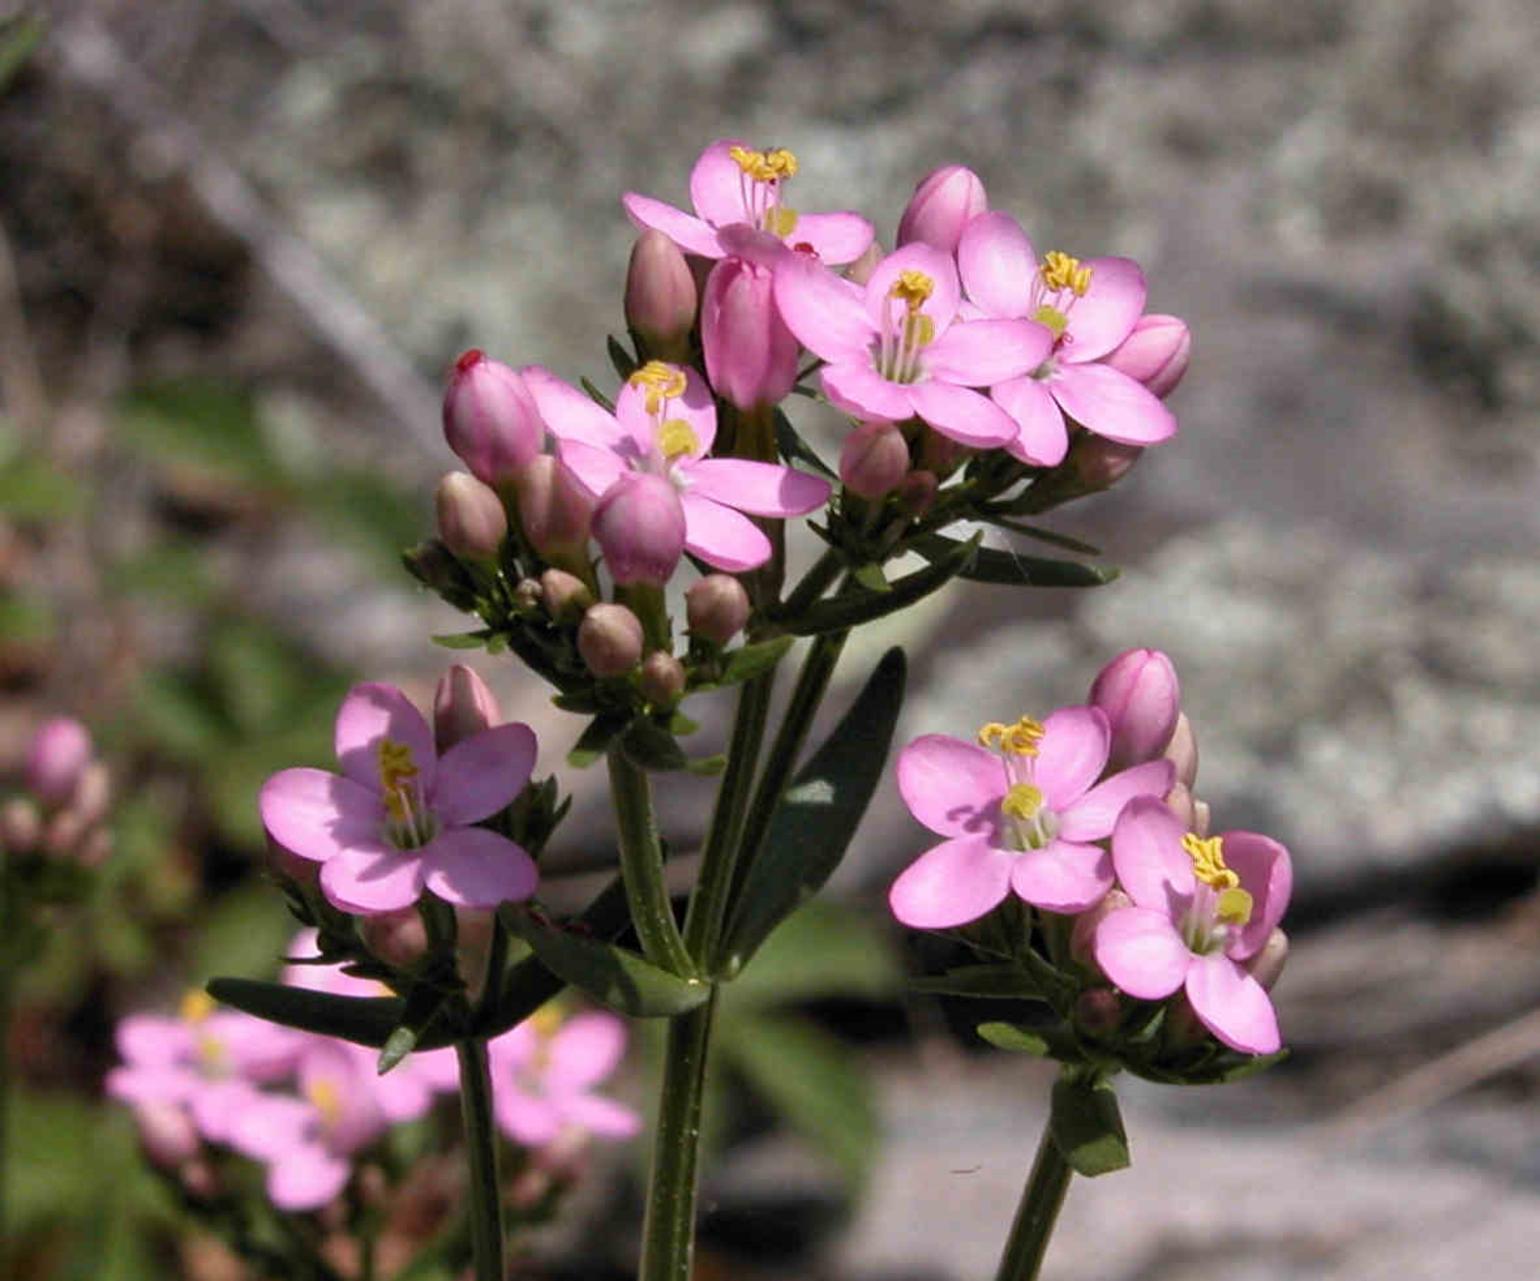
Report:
623,138,874,265
260,683,539,915
774,241,1050,449
488,1009,641,1148
889,706,1174,927
527,361,830,573
1093,796,1291,1054
957,212,1177,465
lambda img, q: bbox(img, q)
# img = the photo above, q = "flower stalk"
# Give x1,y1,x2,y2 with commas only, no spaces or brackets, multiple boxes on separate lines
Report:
455,1037,506,1281
994,1119,1073,1281
607,749,695,977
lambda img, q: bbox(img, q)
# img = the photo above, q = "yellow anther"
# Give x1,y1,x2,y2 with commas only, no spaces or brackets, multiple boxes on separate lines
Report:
1182,832,1240,892
1040,251,1092,297
1216,886,1254,927
378,739,420,823
629,361,689,415
529,1002,566,1041
306,1077,344,1129
889,269,935,311
978,716,1046,756
729,145,798,183
766,205,800,238
197,1034,226,1071
180,989,216,1025
1000,783,1044,821
657,418,700,462
1032,304,1069,339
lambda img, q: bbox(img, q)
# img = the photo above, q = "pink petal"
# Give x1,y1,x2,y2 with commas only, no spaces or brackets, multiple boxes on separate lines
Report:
684,458,831,517
679,492,771,571
260,768,389,864
557,438,632,499
548,1012,628,1088
1093,907,1191,1000
1061,257,1146,362
300,1042,385,1152
320,847,426,915
905,380,1018,447
788,212,875,266
1110,796,1196,911
1050,363,1177,445
190,1079,267,1145
1009,840,1114,913
525,366,628,449
773,253,875,364
495,1087,560,1147
222,1090,311,1158
957,212,1038,318
992,377,1069,466
863,242,961,333
688,138,753,227
419,826,538,909
562,1092,642,1139
888,836,1015,929
357,1048,436,1124
1058,760,1176,842
268,1144,352,1212
821,361,915,422
1219,831,1293,962
432,723,537,826
106,1064,193,1107
925,318,1053,387
896,734,1006,838
1032,706,1111,811
117,1014,194,1067
1185,952,1281,1054
334,684,436,795
621,192,725,258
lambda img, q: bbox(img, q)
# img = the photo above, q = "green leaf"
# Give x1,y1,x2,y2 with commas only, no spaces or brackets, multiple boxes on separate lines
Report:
715,635,795,687
501,908,711,1017
580,376,616,412
620,717,688,772
977,1022,1052,1055
683,752,727,776
207,977,415,1048
0,452,84,520
432,629,492,650
852,562,890,593
607,334,639,380
975,513,1102,556
910,964,1048,1001
789,537,979,635
378,984,456,1074
568,713,630,768
913,533,1117,588
1050,1075,1131,1177
719,647,907,972
774,408,837,480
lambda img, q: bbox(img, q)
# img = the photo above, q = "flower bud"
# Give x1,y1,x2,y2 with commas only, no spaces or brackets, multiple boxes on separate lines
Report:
435,472,507,562
591,473,685,587
896,165,988,253
77,828,113,868
917,426,969,478
625,230,697,359
1163,712,1198,791
361,908,431,970
1246,928,1289,992
26,717,92,808
68,761,112,828
895,469,939,518
685,574,750,645
44,808,86,859
0,798,41,854
839,421,910,499
442,351,543,486
1104,314,1191,400
1071,888,1131,968
514,456,594,563
639,651,687,707
132,1100,201,1170
1089,648,1181,771
513,578,543,611
845,240,885,286
433,664,502,753
1074,987,1124,1038
267,833,320,890
540,568,594,623
701,257,799,411
577,604,644,678
1067,434,1142,494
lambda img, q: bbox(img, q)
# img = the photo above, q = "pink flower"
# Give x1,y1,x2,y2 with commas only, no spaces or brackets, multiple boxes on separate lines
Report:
957,212,1177,465
25,717,93,807
896,164,989,253
529,362,830,573
701,256,800,411
889,707,1174,927
260,683,539,915
488,1009,640,1148
774,242,1049,449
1093,797,1291,1055
623,138,873,265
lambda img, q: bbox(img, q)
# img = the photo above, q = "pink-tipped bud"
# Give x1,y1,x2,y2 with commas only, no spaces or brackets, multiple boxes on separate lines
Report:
0,798,41,854
1164,712,1199,790
591,473,685,587
685,574,751,645
577,604,644,677
1071,888,1132,968
896,165,988,253
895,469,939,518
839,421,911,499
514,455,594,562
1068,435,1142,493
1089,648,1181,771
442,351,543,486
361,908,431,970
26,717,92,808
845,240,885,286
133,1100,201,1170
433,664,502,753
435,471,508,562
540,568,594,622
701,257,799,411
639,651,687,707
625,230,697,357
1246,928,1289,992
1104,314,1191,400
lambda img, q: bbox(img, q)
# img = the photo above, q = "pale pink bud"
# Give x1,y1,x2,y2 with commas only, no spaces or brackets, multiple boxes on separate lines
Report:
1068,435,1142,493
701,257,799,411
1104,314,1191,399
0,798,41,854
433,664,502,753
361,908,431,969
591,473,685,587
1071,888,1132,967
133,1100,201,1170
895,469,939,517
540,568,594,622
685,574,750,645
1089,648,1181,771
839,421,910,498
1164,712,1198,790
68,761,111,828
435,471,507,562
577,604,644,677
514,456,594,562
1246,928,1289,992
442,350,543,486
845,240,885,286
896,165,988,253
639,651,687,706
625,230,697,357
26,717,92,807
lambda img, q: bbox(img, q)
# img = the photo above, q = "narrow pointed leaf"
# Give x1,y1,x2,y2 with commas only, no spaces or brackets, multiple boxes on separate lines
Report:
607,334,639,380
913,533,1116,588
431,630,492,650
789,538,979,635
975,513,1102,555
715,635,795,687
568,713,630,768
774,408,837,479
208,977,413,1049
910,964,1047,1001
619,718,688,771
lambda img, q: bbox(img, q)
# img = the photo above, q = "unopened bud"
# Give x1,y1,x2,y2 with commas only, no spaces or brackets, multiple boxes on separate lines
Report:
433,665,502,753
1074,987,1124,1037
514,456,594,564
1246,928,1289,992
701,257,799,412
1164,713,1199,790
361,908,431,970
625,230,697,359
513,578,543,611
685,574,750,645
639,651,687,707
435,472,507,562
1089,648,1181,771
26,717,92,807
895,469,939,518
591,473,685,587
896,165,989,253
1071,888,1131,968
1192,798,1211,838
917,427,970,479
442,351,543,487
68,761,112,828
133,1100,201,1170
845,239,885,286
540,568,594,623
1104,314,1191,400
1068,434,1142,493
577,604,644,678
839,421,910,499
402,539,477,609
44,808,86,859
0,798,41,854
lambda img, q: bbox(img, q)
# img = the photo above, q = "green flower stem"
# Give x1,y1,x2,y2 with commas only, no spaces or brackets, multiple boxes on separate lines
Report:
776,547,844,623
638,987,718,1281
607,749,695,977
455,1038,506,1281
995,1119,1073,1281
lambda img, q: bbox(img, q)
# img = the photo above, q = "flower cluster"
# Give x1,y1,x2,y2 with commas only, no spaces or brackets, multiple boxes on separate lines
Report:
1,716,112,867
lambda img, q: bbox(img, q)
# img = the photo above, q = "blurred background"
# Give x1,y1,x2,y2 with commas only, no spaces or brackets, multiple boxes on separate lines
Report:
2,0,1539,1277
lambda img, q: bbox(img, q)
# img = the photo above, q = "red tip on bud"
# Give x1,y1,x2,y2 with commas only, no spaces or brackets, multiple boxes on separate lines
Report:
435,471,508,562
1089,648,1181,771
626,230,698,359
639,651,687,707
454,348,486,375
896,165,988,253
1067,434,1143,494
839,421,911,499
577,604,645,678
443,354,544,486
591,473,685,587
433,664,502,753
685,574,751,646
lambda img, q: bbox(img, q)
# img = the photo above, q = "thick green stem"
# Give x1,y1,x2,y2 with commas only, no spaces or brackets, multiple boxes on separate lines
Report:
607,749,695,976
455,1038,505,1281
994,1120,1073,1281
638,988,718,1281
776,547,844,623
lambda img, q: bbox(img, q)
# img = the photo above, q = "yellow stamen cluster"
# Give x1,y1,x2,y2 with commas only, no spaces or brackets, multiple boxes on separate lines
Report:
378,739,420,824
977,716,1046,756
1182,832,1238,889
180,989,216,1024
1000,783,1044,821
729,145,798,183
890,269,935,311
657,418,700,462
629,361,689,414
306,1077,344,1129
1040,250,1093,297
